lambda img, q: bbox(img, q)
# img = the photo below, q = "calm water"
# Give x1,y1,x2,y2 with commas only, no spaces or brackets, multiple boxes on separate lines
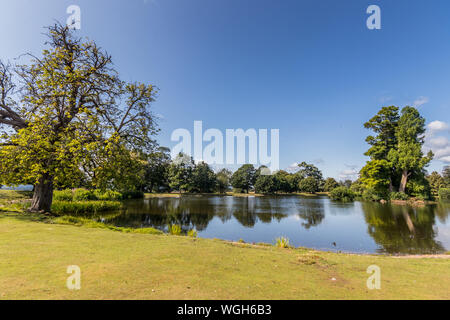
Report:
95,195,450,254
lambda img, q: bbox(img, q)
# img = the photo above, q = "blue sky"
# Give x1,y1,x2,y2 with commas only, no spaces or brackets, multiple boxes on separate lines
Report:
1,0,449,179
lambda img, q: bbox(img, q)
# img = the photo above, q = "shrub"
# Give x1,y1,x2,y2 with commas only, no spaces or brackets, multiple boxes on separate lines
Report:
51,200,122,215
362,188,383,202
298,177,320,193
329,187,355,202
167,224,182,235
406,177,431,200
439,188,450,202
187,229,198,237
73,188,96,201
389,192,409,201
93,189,122,201
53,189,73,201
275,236,290,248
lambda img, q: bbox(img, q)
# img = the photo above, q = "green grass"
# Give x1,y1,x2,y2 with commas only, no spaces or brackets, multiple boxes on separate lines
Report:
0,190,32,200
167,224,182,235
0,212,449,300
275,236,291,248
51,200,122,215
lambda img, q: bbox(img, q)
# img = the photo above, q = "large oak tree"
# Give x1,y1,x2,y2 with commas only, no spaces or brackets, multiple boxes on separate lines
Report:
0,24,158,212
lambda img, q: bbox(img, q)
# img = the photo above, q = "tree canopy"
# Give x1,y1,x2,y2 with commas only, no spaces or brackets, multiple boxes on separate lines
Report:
0,24,159,211
360,106,433,199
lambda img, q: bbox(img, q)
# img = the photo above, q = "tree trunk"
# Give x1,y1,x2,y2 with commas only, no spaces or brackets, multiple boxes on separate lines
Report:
389,177,394,193
30,174,54,212
399,170,409,193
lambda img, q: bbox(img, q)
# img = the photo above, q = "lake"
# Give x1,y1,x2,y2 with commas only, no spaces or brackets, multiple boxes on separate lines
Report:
94,195,450,255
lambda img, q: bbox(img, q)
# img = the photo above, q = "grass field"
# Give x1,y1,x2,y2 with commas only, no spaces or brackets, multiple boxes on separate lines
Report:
0,211,449,300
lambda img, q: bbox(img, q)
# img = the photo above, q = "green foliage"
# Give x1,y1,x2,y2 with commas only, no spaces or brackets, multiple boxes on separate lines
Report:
94,189,122,201
0,24,159,211
406,174,431,200
73,189,96,201
285,173,302,193
275,237,291,248
389,192,409,201
53,190,73,201
391,107,433,192
190,162,217,193
168,224,182,235
443,166,450,187
364,106,399,160
51,200,122,215
427,172,446,198
298,177,320,193
329,187,355,202
143,147,171,192
254,174,278,194
187,229,198,238
274,170,294,193
168,153,195,193
297,162,323,181
350,179,365,196
216,169,232,193
54,188,126,201
362,106,432,198
438,188,450,202
360,160,391,199
323,178,339,192
362,188,383,202
230,164,256,193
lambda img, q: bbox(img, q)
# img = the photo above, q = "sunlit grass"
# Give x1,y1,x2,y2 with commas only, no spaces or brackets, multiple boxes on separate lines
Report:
275,236,291,248
0,213,449,299
167,224,182,235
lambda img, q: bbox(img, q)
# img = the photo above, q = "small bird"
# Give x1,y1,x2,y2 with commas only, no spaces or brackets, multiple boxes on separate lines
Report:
332,242,337,247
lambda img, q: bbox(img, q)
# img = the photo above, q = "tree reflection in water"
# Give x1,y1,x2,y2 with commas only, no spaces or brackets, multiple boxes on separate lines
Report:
361,202,447,254
83,195,450,254
294,198,326,229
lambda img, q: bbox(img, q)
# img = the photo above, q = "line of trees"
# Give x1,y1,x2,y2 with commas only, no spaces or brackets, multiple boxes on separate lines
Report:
142,153,352,195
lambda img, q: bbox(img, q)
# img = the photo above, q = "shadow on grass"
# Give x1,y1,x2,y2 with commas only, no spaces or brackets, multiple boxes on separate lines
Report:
0,211,49,223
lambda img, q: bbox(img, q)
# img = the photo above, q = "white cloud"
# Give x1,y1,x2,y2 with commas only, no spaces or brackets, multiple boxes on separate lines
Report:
427,120,449,132
439,156,450,163
434,145,450,160
424,120,450,164
339,164,359,181
428,136,449,148
412,96,429,108
379,96,393,104
286,162,299,173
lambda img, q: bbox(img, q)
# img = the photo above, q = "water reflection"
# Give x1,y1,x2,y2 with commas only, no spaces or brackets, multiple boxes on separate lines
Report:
362,202,446,254
90,195,450,254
